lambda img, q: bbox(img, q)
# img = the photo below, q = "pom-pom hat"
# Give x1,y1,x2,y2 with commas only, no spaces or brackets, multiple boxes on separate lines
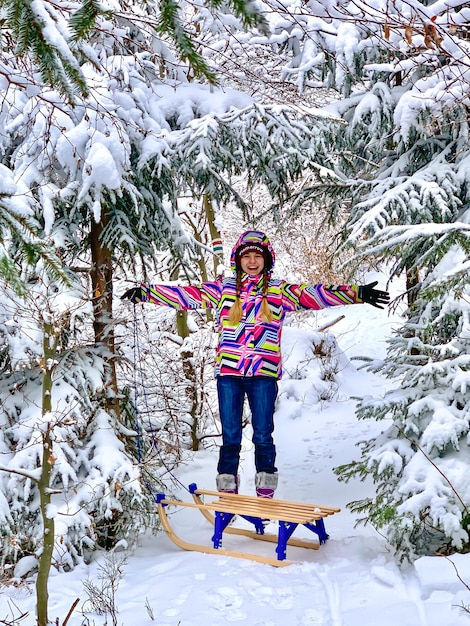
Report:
231,230,275,273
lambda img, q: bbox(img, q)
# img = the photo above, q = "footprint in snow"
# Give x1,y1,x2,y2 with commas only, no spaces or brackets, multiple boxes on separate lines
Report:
272,586,294,610
371,565,403,587
246,584,273,603
207,587,247,621
299,608,327,624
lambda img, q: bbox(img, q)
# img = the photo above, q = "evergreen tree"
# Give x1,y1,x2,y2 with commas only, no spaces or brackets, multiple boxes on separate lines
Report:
326,5,470,561
223,0,470,560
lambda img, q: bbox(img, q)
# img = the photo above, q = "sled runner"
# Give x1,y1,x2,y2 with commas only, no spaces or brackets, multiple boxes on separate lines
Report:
156,484,340,567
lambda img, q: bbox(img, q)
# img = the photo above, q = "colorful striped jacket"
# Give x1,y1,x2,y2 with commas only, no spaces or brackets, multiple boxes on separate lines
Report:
140,276,362,379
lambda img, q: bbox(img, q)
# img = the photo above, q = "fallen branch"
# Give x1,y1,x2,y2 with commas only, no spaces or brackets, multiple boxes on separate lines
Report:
62,598,80,626
317,315,345,332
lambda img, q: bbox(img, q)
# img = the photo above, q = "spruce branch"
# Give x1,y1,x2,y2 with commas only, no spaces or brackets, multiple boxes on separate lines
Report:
0,199,69,292
156,0,267,82
69,0,110,41
157,0,217,83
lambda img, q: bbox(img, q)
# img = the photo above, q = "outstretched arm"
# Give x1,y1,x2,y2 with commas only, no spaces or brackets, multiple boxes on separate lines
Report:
281,282,389,311
120,281,222,310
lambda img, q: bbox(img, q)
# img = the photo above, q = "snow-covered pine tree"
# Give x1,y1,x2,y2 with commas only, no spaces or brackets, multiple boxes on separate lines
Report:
324,4,470,562
334,223,470,561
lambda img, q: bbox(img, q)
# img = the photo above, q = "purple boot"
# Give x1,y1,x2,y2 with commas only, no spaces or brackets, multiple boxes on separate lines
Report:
255,472,278,499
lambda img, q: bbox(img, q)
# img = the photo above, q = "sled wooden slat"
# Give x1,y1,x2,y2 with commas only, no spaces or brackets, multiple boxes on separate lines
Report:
196,489,341,515
194,489,340,521
156,485,340,566
161,497,325,524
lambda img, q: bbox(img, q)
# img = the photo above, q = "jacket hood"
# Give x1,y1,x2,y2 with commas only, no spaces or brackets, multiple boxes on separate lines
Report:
230,230,275,273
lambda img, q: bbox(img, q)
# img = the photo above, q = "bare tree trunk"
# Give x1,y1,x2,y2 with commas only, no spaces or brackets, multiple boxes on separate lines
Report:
405,266,420,356
89,213,120,419
203,194,223,278
174,195,223,451
175,310,201,450
36,322,56,626
89,213,123,547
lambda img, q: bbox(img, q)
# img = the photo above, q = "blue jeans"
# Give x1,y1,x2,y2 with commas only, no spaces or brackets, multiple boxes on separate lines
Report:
216,376,278,476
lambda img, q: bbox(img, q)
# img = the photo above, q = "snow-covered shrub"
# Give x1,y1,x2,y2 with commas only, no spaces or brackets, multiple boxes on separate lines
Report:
0,347,155,567
336,272,470,562
280,322,349,409
0,280,157,569
118,302,219,458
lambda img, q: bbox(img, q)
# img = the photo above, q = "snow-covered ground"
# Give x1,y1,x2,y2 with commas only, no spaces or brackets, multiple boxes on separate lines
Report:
2,290,470,625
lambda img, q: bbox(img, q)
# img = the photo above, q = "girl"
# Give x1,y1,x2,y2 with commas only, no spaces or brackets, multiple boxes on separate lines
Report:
121,230,389,497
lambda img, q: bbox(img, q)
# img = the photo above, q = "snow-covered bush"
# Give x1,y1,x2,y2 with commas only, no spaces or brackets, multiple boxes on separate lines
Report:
0,282,154,568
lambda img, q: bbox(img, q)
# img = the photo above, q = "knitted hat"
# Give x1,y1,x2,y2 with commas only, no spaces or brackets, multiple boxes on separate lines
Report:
231,231,275,272
237,243,265,257
235,243,271,271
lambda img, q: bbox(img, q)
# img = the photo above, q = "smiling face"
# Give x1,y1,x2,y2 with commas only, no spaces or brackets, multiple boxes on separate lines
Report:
240,250,265,276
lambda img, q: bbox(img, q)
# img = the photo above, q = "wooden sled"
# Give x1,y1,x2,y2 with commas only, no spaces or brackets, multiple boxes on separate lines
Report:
156,484,340,567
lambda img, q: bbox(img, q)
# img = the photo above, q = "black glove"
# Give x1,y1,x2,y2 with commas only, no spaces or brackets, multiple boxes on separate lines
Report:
358,281,390,309
120,287,143,303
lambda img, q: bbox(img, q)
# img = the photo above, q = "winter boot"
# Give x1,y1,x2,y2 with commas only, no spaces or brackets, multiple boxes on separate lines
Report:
216,473,239,494
255,471,278,499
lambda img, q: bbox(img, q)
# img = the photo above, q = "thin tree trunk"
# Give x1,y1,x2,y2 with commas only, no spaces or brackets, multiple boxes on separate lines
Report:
36,322,56,626
406,267,419,310
173,194,223,451
89,213,122,547
173,271,200,450
89,213,120,419
406,266,420,356
203,194,223,278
